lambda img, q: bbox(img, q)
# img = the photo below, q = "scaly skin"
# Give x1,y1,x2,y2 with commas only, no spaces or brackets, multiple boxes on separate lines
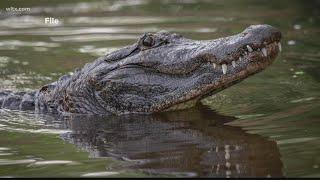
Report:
0,24,282,115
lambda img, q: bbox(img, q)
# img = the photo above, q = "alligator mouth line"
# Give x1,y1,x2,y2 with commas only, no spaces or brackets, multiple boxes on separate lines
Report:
209,40,282,75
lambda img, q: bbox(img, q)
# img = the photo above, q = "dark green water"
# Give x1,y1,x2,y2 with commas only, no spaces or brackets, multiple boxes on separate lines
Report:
0,0,319,177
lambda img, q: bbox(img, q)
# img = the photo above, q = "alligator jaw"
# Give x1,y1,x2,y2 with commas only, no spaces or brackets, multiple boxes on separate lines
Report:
164,41,281,112
158,26,282,113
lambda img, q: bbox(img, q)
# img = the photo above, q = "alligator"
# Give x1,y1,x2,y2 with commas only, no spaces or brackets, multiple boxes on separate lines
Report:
0,24,282,115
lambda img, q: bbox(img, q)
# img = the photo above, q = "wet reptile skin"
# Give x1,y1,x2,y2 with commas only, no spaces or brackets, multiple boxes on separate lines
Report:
0,24,281,115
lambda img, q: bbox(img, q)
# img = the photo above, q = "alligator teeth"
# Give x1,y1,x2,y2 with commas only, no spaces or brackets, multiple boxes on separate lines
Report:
232,61,236,68
213,63,216,69
222,64,227,74
262,48,267,57
246,45,253,52
278,42,282,52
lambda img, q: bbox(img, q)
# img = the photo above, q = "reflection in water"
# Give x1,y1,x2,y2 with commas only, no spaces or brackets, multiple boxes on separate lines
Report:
58,105,283,177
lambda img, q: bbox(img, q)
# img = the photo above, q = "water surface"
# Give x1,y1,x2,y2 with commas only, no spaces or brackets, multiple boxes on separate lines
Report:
0,0,319,177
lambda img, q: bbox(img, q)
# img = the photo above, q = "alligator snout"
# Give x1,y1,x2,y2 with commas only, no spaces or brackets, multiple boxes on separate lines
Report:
244,24,282,43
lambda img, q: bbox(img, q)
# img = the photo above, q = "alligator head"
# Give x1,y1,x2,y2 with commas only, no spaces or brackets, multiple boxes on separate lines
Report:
40,24,281,115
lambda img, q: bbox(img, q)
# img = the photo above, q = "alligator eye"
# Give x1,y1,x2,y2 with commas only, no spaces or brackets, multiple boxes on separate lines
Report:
142,36,154,47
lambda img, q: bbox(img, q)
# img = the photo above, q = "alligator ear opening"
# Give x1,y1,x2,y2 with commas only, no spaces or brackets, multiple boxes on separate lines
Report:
104,44,139,62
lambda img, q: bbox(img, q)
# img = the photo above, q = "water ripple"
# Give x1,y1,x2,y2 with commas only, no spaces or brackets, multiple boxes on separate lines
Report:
28,160,80,166
0,159,36,166
78,46,120,56
50,34,137,42
0,110,69,135
277,137,319,145
81,171,120,177
0,147,11,151
0,40,60,50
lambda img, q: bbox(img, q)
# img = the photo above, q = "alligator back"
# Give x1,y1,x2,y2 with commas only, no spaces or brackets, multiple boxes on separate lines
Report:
0,90,36,111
